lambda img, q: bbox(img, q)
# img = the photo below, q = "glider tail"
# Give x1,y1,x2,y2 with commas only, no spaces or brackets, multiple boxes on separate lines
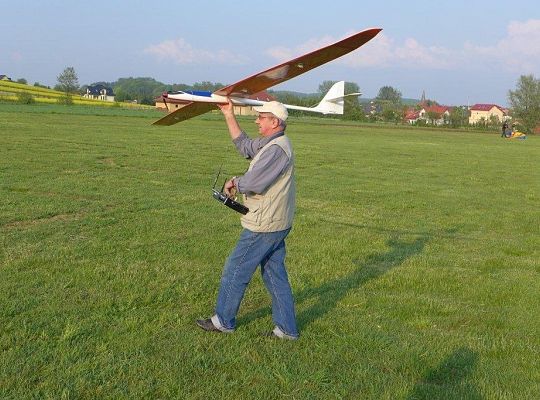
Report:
284,81,360,115
314,81,347,114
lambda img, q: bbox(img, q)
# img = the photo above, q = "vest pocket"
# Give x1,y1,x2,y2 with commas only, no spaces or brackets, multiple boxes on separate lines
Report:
268,195,284,222
242,198,261,226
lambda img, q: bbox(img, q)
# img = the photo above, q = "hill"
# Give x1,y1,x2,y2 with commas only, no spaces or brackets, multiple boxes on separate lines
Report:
0,80,149,108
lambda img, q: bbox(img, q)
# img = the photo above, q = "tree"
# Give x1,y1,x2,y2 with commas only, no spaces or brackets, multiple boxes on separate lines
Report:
375,86,402,105
508,74,540,133
56,67,79,96
17,78,27,84
448,106,469,128
17,92,34,104
192,81,224,92
381,105,399,123
374,86,402,123
114,77,167,105
489,115,500,127
423,99,439,107
426,110,441,125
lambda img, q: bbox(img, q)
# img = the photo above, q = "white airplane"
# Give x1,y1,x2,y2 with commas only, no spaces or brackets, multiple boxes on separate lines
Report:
153,28,382,125
162,80,359,116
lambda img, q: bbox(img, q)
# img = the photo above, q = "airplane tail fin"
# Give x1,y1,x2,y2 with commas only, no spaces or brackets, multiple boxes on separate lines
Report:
311,81,360,115
270,80,362,116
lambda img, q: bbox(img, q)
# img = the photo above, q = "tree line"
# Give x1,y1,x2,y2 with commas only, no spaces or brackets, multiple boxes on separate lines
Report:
26,67,540,133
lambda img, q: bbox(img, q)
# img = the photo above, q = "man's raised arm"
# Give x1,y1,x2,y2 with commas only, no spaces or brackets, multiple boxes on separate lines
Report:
217,99,242,140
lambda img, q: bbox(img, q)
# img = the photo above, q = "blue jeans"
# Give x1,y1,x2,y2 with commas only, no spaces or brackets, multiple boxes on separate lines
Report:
214,228,298,338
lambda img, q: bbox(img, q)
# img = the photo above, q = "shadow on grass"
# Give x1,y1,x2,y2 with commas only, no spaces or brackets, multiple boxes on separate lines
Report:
406,347,482,400
321,219,467,241
295,234,428,330
238,234,428,331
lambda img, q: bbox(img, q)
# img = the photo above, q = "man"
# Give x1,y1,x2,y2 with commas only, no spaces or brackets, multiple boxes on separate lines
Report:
196,100,299,340
502,121,509,137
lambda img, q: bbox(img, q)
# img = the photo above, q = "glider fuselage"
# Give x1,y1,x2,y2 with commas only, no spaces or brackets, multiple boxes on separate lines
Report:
164,90,266,107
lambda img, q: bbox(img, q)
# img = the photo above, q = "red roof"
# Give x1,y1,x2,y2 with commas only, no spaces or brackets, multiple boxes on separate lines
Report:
405,109,421,120
470,104,504,112
424,105,449,114
249,91,275,101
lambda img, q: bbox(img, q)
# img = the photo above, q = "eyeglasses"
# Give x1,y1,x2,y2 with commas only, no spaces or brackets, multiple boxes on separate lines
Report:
256,114,275,120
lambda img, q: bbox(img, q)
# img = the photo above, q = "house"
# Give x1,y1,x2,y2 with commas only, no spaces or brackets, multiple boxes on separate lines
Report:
405,104,450,125
83,84,115,102
362,101,383,117
0,74,12,81
404,108,424,124
423,104,450,125
468,104,506,125
155,90,276,116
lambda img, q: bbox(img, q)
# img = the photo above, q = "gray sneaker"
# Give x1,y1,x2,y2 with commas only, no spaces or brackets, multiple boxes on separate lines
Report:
263,326,299,340
196,318,221,332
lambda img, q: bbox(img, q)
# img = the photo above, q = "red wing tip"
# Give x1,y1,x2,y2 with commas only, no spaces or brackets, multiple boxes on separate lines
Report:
361,27,383,35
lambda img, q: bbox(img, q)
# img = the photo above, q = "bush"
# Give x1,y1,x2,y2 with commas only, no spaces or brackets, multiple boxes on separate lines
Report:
57,95,74,105
17,92,35,104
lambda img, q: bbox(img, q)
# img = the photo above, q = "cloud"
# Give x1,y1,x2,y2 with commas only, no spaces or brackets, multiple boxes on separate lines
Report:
339,33,457,69
144,38,248,65
265,35,335,61
264,20,540,73
264,31,459,70
464,19,540,72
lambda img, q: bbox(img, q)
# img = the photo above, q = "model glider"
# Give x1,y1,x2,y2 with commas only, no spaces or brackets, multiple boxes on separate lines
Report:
153,27,382,125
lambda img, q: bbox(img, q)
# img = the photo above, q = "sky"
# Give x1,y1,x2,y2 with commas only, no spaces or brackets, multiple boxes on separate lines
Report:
2,0,540,106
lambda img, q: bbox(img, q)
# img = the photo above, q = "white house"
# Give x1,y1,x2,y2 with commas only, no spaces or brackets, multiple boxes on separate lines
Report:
84,84,115,102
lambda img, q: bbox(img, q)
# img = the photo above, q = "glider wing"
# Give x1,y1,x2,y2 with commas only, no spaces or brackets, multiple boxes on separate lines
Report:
214,28,382,97
153,102,216,126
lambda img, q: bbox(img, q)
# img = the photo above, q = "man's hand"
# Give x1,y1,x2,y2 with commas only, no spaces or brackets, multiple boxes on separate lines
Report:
217,98,234,117
223,178,237,199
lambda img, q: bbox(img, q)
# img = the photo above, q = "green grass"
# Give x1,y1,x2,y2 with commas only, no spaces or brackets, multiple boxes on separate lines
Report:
1,104,539,399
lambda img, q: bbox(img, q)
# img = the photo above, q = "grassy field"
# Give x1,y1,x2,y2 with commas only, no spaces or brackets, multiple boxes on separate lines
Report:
1,104,539,399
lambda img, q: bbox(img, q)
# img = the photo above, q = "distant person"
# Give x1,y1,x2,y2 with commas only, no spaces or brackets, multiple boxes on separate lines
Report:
196,100,299,340
502,121,508,137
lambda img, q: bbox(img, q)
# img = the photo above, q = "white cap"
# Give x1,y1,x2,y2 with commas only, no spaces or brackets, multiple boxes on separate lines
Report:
253,101,288,122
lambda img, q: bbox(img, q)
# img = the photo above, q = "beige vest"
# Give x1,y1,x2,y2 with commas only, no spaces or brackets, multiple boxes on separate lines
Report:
241,135,295,232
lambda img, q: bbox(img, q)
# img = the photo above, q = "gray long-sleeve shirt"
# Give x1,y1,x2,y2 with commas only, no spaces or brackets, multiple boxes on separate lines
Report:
232,131,291,195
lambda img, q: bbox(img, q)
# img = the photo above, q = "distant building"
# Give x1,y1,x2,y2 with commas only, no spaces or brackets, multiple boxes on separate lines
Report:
423,104,450,125
468,104,507,124
362,101,382,117
404,104,450,125
155,90,276,116
404,108,423,124
83,84,115,102
0,74,12,81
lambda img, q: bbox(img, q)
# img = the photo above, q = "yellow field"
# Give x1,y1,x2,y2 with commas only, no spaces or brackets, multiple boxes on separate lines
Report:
0,80,151,108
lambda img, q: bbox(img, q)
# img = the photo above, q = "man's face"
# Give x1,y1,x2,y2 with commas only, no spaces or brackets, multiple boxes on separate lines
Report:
255,113,279,136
